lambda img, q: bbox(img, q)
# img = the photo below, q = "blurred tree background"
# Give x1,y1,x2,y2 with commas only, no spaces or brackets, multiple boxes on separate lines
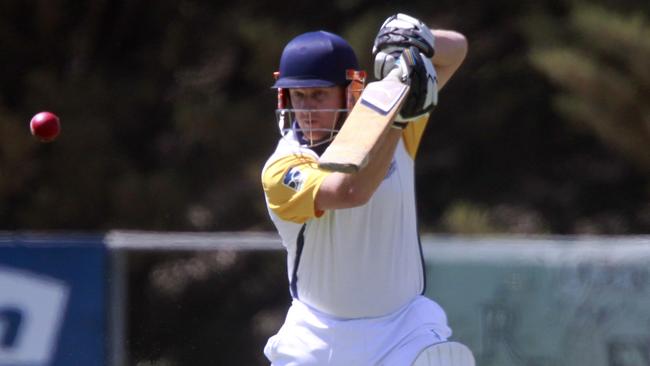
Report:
1,0,649,234
2,1,649,365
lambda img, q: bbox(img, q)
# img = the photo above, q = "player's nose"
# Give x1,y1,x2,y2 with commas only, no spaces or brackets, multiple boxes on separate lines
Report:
301,97,319,110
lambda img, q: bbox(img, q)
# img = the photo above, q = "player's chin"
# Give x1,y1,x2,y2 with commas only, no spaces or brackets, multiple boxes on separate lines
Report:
306,133,327,142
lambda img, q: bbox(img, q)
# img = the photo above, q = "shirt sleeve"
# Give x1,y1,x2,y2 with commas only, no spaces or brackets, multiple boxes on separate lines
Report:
262,153,331,223
401,114,430,160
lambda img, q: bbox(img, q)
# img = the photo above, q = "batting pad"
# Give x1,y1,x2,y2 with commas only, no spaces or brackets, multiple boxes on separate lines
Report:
411,341,475,366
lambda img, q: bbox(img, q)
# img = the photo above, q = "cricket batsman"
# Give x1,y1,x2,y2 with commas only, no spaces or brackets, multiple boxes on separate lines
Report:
261,13,470,365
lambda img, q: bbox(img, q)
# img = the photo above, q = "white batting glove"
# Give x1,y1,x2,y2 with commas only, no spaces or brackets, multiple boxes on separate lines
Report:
372,13,436,61
376,47,438,123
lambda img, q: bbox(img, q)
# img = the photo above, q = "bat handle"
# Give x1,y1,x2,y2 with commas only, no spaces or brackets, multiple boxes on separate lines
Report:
385,64,407,83
388,46,419,83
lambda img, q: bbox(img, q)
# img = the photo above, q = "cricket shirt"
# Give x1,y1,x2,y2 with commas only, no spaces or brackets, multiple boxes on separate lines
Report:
262,116,429,319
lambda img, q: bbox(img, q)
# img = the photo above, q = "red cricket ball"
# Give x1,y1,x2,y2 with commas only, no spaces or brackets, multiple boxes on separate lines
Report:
30,111,61,142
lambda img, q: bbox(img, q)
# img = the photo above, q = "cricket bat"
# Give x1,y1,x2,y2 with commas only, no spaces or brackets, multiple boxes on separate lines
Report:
318,68,410,173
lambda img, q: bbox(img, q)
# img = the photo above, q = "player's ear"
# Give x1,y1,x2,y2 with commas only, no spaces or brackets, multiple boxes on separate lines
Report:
283,88,293,108
340,86,348,108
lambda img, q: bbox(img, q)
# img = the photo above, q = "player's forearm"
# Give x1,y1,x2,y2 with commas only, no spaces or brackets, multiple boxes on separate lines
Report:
316,130,401,210
431,30,467,89
347,128,402,201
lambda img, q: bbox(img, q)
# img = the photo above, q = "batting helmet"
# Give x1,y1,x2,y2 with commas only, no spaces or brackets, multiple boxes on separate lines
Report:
273,31,359,88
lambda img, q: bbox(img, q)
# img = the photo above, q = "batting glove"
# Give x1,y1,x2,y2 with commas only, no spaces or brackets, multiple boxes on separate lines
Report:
376,46,438,123
372,13,436,60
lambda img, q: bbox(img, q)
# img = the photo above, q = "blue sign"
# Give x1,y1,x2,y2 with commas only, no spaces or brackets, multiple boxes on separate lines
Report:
0,233,107,366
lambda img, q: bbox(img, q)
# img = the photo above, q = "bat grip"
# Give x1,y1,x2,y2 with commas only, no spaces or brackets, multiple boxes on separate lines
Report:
385,65,406,83
387,46,419,83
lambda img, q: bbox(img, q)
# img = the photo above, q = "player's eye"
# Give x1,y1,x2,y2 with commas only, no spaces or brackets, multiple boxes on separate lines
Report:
291,91,305,103
312,91,326,102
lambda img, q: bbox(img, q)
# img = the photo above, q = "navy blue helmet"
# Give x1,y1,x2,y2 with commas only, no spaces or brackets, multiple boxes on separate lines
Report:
273,31,359,89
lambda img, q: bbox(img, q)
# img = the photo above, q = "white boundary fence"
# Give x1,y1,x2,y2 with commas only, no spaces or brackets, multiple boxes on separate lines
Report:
106,231,650,366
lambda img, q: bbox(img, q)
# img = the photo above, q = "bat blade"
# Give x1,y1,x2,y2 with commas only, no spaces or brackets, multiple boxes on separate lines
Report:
318,77,409,173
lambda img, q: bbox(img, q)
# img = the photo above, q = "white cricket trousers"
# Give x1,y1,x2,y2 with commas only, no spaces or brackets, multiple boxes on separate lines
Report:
264,295,452,366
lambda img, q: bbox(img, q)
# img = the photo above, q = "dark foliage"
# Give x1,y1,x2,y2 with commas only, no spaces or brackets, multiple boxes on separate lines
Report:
1,0,648,233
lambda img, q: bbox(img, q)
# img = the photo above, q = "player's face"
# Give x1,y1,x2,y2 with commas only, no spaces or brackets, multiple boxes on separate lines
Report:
289,87,345,143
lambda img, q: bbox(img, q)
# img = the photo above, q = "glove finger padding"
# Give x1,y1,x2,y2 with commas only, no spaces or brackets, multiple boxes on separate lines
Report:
374,50,398,84
397,49,438,121
375,47,438,122
372,13,435,58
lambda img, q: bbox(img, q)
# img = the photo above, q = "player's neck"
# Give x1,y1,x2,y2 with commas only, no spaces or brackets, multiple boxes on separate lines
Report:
311,141,330,156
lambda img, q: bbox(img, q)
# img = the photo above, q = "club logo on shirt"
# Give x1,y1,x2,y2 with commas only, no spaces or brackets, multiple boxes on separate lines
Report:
283,167,306,191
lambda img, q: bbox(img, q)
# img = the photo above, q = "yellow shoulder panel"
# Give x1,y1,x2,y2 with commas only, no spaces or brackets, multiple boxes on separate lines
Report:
401,115,430,160
262,154,331,223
